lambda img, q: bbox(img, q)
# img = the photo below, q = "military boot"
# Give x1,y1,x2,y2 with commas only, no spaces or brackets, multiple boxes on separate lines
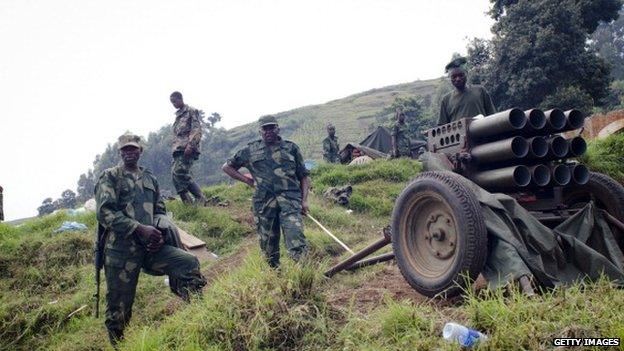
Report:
179,191,194,205
107,328,124,348
188,182,207,205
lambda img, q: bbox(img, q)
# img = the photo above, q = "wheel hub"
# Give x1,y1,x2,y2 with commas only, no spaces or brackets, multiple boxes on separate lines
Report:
424,211,456,259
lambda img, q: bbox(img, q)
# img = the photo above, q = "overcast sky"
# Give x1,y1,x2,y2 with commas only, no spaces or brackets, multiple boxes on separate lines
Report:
0,0,493,221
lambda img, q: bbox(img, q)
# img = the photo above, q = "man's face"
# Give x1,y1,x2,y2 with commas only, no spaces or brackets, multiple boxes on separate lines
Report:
327,126,335,137
397,113,405,123
170,96,184,109
260,124,279,144
450,68,467,90
120,146,141,167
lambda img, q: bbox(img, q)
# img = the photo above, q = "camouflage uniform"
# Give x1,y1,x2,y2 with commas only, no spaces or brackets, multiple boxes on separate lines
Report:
227,137,309,267
323,135,340,163
392,121,411,157
96,163,205,340
172,105,202,194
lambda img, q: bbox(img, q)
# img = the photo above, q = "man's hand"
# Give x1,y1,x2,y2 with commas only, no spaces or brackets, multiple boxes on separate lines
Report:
301,201,309,215
184,145,195,158
135,225,164,252
243,174,255,188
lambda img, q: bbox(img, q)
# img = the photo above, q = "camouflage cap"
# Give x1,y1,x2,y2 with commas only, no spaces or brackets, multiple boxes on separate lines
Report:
117,133,142,150
258,115,278,127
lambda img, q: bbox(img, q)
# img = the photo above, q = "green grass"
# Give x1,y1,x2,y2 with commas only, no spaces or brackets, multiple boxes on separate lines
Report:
581,132,624,182
3,159,624,350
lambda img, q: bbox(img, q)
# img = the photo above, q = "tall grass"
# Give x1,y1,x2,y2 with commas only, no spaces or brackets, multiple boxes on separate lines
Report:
581,133,624,181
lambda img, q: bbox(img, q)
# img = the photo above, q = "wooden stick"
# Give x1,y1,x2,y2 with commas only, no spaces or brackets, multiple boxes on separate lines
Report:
306,213,354,254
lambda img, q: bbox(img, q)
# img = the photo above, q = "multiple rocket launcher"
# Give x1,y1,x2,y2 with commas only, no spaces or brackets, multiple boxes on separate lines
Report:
425,108,588,191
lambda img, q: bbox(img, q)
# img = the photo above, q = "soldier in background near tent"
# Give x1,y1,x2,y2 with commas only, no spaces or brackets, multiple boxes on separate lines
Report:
391,108,411,158
95,133,206,345
322,124,340,163
169,91,208,205
438,57,496,125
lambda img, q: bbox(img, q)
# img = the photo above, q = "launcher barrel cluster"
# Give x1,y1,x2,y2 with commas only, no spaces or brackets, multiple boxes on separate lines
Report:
425,108,588,191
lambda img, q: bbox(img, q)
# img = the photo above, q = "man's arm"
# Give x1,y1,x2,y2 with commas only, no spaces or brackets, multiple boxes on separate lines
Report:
222,163,254,187
438,96,449,126
95,171,163,251
95,172,140,238
482,87,496,116
300,176,310,215
185,109,203,157
153,177,167,216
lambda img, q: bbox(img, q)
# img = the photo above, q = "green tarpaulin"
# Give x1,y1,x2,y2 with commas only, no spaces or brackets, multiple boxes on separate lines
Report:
421,152,624,289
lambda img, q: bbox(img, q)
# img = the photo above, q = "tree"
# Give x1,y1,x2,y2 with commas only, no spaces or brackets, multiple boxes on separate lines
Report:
468,0,622,114
60,189,77,209
591,9,624,80
76,170,95,202
37,198,55,216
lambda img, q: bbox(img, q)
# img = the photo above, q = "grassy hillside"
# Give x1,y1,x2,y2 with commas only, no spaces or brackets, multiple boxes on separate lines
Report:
226,78,442,160
4,159,624,350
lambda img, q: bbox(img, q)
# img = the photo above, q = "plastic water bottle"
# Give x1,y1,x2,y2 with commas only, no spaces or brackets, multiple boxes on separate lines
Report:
443,322,488,347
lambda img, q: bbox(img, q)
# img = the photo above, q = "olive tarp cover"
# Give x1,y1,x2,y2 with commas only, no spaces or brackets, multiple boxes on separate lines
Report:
420,152,624,289
338,126,426,163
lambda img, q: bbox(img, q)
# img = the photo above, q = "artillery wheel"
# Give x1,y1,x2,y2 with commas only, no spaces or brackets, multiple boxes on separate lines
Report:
562,172,624,247
391,171,487,297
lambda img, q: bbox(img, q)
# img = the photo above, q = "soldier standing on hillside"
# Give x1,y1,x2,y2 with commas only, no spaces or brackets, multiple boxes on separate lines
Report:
391,108,412,158
438,57,496,125
222,115,310,268
170,91,207,205
322,124,340,163
95,133,205,345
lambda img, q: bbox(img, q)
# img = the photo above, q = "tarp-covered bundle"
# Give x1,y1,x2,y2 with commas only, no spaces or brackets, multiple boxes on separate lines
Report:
339,126,426,163
421,152,624,289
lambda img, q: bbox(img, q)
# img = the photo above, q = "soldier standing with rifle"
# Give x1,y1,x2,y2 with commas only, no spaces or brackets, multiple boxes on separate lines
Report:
222,115,310,268
0,185,4,222
94,133,206,346
322,124,340,163
438,57,496,125
169,91,207,205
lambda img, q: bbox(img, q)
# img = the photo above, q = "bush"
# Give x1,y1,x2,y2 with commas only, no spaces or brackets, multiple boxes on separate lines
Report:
581,132,624,181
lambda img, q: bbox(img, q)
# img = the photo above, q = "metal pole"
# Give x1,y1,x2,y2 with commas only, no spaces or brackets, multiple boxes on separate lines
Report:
306,213,354,254
346,252,395,271
600,210,624,233
325,231,392,277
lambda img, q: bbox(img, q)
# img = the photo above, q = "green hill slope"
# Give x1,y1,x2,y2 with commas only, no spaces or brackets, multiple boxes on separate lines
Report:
226,78,443,159
5,159,624,350
77,78,443,197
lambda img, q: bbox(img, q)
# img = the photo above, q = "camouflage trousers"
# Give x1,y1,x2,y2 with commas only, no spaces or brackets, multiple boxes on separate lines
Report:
104,243,205,335
253,194,307,267
172,152,198,194
323,153,340,163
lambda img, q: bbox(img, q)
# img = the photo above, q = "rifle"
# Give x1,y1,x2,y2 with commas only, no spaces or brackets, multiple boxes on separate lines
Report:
94,224,107,318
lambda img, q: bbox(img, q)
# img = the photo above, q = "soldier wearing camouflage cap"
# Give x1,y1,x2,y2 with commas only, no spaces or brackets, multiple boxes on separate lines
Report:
170,91,207,205
222,115,310,268
95,133,206,345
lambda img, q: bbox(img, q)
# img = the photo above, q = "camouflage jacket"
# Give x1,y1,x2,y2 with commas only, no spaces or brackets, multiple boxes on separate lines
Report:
392,121,411,156
95,165,166,250
322,136,340,163
227,138,309,201
172,105,202,154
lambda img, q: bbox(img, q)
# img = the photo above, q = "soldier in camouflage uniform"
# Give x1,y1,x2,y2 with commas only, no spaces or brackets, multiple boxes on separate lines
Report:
322,124,340,163
96,133,206,345
222,115,310,268
391,108,411,158
170,91,207,205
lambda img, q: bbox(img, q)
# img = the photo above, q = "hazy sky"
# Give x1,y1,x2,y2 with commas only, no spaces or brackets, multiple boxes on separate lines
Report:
0,0,493,220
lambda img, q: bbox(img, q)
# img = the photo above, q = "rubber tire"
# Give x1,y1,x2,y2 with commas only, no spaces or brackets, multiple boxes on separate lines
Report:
562,172,624,246
391,171,488,297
